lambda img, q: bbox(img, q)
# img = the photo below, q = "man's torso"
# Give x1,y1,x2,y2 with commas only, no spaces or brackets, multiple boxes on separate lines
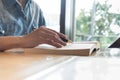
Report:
0,0,45,36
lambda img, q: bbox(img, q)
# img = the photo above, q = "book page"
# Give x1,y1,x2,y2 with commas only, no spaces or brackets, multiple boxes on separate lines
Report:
36,43,96,50
59,43,95,50
5,42,99,56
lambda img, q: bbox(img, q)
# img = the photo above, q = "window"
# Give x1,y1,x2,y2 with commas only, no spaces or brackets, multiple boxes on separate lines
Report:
33,0,61,32
34,0,120,48
66,0,120,48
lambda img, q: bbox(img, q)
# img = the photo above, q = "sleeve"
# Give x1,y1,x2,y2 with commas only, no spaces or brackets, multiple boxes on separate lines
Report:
38,8,46,27
32,1,46,27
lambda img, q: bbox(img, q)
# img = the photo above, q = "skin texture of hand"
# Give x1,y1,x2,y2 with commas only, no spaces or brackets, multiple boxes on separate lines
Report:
0,26,67,51
23,26,67,48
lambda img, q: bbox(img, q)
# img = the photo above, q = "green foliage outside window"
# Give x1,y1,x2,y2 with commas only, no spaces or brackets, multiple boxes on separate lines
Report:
76,0,120,48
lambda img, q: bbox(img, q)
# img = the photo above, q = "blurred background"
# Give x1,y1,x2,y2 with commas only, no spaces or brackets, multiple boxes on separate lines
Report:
34,0,120,49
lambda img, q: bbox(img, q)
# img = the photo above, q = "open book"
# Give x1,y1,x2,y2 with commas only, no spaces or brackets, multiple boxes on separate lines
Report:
24,41,100,56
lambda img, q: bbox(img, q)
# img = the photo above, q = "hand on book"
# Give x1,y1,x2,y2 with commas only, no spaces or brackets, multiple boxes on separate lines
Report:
25,42,99,56
23,26,68,48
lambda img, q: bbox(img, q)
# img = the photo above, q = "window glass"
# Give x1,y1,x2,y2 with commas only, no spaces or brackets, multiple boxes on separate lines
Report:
75,0,120,48
33,0,61,32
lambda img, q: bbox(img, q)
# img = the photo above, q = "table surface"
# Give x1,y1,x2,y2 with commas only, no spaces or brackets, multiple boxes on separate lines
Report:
1,48,120,80
0,51,71,80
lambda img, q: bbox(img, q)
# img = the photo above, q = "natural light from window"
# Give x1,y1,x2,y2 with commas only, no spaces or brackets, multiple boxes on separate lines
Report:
75,0,120,48
33,0,61,32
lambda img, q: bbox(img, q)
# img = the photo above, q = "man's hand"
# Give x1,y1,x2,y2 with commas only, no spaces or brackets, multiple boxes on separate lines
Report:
0,26,68,51
23,26,67,48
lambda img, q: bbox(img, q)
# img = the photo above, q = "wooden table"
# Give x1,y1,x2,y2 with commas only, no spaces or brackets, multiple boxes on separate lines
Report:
0,51,71,80
31,48,120,80
34,57,120,80
1,48,120,80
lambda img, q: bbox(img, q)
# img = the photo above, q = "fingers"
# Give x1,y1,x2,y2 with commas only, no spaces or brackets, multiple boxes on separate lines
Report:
39,31,66,46
38,26,67,47
46,39,63,48
41,26,68,39
40,27,56,36
35,36,64,48
40,26,68,39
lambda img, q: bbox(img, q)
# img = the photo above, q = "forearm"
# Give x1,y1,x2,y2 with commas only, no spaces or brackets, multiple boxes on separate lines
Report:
0,26,67,51
0,36,27,51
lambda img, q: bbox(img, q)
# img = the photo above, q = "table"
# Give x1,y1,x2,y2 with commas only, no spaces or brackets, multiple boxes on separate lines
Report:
0,51,71,80
31,57,120,80
1,48,120,80
25,48,120,80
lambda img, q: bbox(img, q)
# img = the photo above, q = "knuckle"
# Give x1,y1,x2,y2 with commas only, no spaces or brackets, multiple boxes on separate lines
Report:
39,26,45,31
47,39,54,44
50,35,57,39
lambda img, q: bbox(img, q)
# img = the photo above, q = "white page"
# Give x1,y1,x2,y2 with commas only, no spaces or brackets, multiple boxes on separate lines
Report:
37,43,95,50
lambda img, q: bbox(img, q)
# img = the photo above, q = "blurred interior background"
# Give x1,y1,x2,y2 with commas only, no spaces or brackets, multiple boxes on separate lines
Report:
34,0,120,49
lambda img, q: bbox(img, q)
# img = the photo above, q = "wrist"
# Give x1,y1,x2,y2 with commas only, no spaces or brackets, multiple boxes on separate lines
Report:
21,35,38,48
0,36,29,51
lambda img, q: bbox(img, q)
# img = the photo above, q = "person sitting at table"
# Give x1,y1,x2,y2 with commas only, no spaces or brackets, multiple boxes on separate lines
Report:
0,0,67,51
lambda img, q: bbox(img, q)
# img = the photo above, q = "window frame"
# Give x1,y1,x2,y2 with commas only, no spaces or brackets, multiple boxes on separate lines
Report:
60,0,76,41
